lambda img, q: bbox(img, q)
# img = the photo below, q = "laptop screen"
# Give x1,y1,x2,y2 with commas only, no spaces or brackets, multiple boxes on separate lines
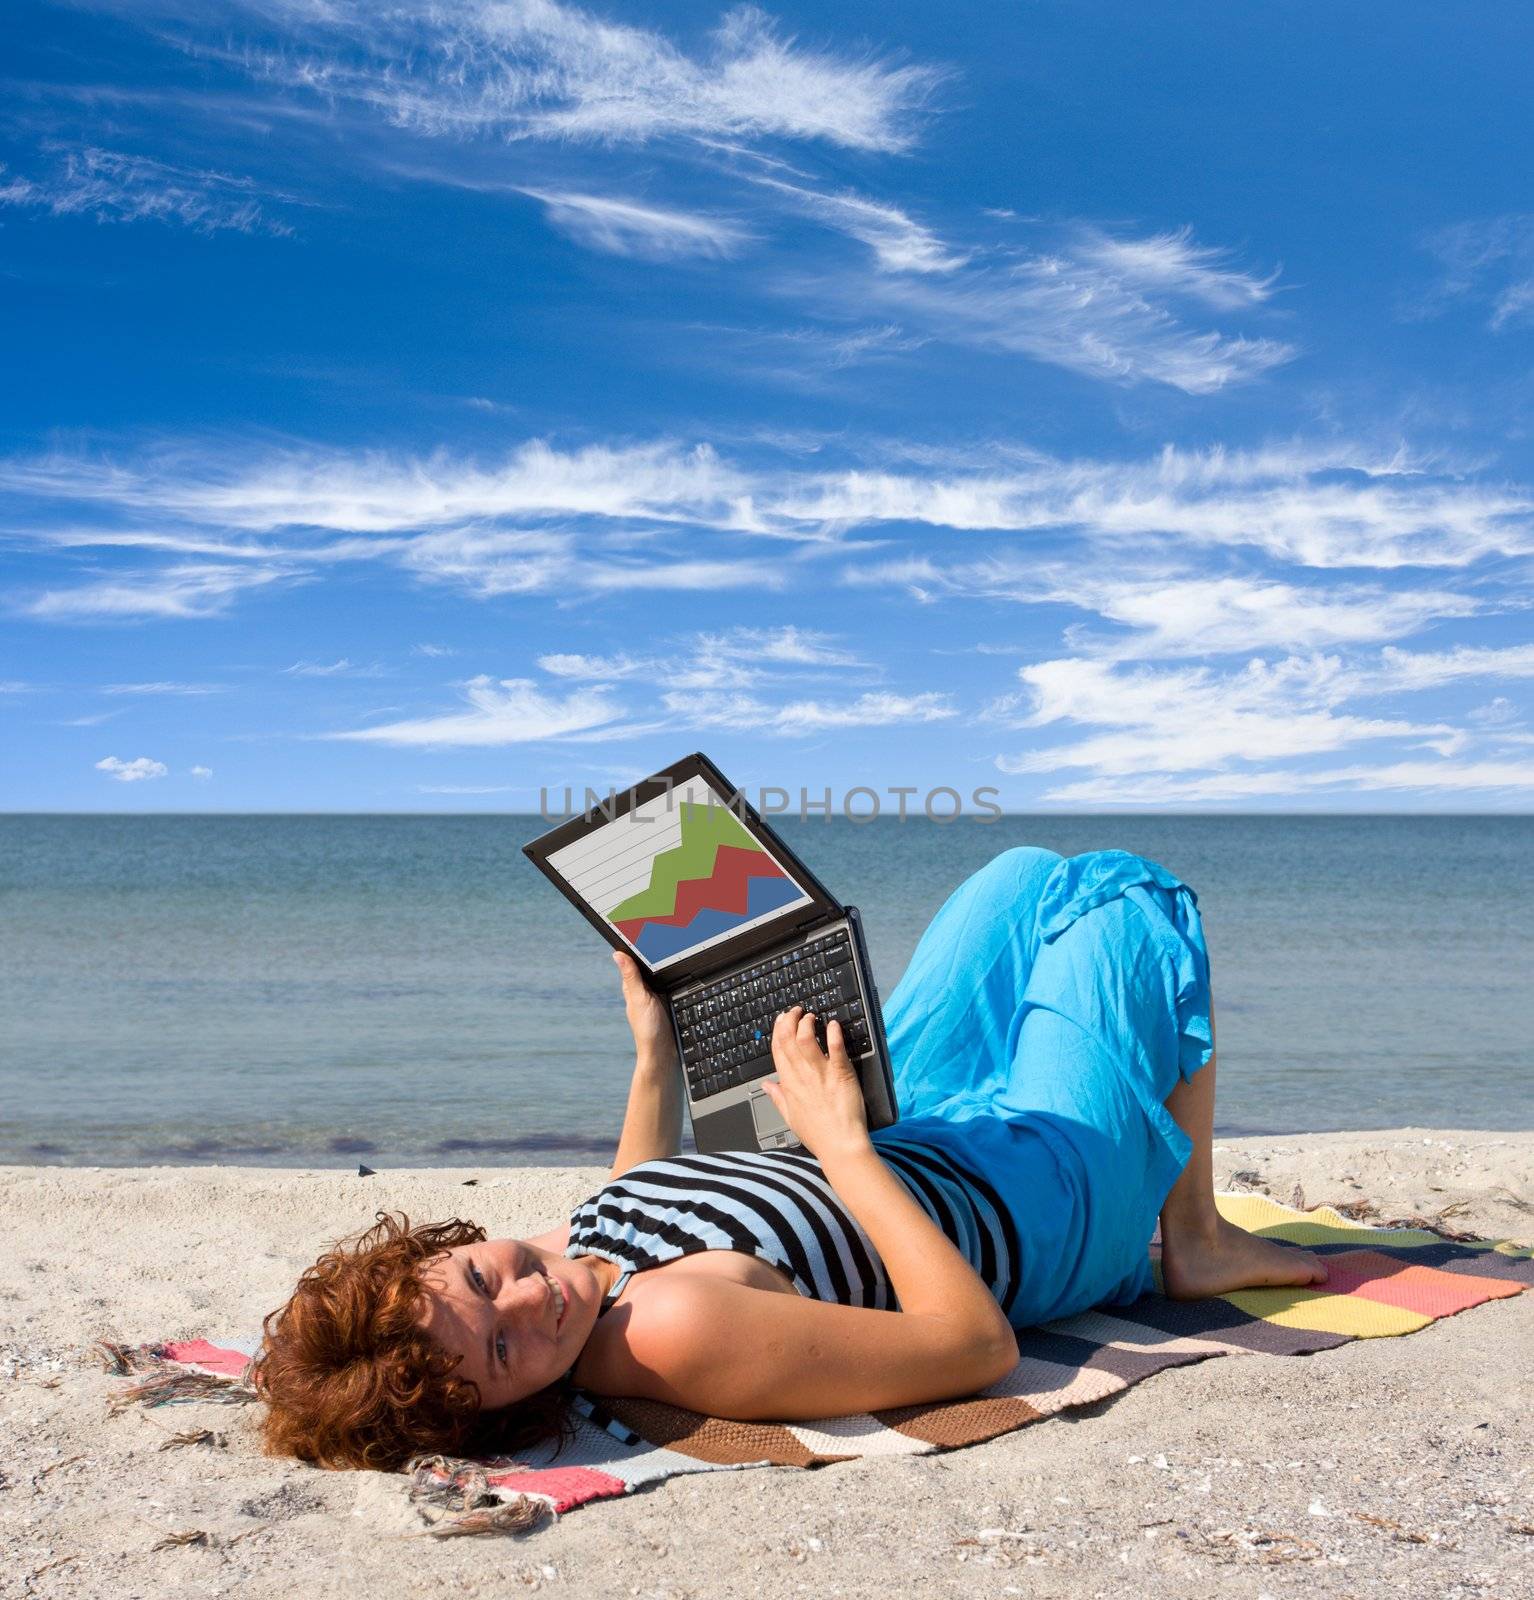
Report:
544,771,816,974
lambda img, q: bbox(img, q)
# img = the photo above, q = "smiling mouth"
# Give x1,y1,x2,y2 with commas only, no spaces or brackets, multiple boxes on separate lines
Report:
551,1275,566,1331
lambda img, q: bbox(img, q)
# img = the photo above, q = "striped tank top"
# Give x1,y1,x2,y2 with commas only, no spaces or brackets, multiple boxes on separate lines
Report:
563,1139,1024,1319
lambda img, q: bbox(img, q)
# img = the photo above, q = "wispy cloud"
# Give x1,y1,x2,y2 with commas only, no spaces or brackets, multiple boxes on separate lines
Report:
8,435,1531,632
1037,758,1534,806
858,246,1294,394
1,439,756,535
190,764,213,779
667,688,954,732
809,442,1533,569
283,657,384,677
196,1,946,155
751,177,966,273
581,556,788,591
1372,642,1534,691
1074,226,1280,310
1417,214,1534,331
397,528,786,597
847,564,1478,658
1060,576,1476,659
0,147,293,235
538,651,653,680
517,188,751,260
540,626,864,688
327,629,923,747
994,654,1443,777
666,626,866,689
102,680,224,695
991,643,1534,804
327,677,628,747
747,219,1292,392
95,754,168,782
16,435,1528,567
24,563,294,620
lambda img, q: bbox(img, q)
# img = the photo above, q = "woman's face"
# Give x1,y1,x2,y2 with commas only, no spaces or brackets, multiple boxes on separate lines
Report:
416,1238,603,1408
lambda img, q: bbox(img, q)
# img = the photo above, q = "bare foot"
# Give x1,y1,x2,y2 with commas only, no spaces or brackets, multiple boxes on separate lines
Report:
1161,1213,1329,1300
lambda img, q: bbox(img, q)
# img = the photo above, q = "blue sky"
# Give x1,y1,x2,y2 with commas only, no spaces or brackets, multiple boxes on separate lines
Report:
3,0,1532,811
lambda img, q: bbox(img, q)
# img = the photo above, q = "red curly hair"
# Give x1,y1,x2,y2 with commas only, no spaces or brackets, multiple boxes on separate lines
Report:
252,1212,577,1471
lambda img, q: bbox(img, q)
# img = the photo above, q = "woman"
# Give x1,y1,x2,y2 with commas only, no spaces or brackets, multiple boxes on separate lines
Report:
254,846,1326,1470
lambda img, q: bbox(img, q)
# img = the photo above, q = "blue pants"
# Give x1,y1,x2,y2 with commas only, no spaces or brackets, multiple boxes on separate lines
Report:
869,846,1214,1327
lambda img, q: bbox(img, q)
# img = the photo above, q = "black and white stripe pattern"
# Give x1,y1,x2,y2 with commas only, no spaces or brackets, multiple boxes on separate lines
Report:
565,1141,1022,1318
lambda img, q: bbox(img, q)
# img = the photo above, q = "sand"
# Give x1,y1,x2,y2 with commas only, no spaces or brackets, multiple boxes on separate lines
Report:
3,1129,1531,1600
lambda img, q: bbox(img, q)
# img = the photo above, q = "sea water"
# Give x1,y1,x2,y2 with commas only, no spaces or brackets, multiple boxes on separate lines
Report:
1,814,1530,1167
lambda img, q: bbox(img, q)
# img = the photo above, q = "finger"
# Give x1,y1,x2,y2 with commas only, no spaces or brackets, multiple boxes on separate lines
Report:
771,1009,798,1066
796,1010,822,1050
825,1017,850,1061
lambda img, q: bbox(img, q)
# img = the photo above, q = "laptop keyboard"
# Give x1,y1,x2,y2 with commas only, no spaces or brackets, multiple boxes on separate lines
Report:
674,928,871,1102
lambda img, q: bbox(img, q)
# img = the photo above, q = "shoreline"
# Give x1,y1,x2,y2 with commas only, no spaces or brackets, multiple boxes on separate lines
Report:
8,1122,1534,1175
3,1128,1530,1599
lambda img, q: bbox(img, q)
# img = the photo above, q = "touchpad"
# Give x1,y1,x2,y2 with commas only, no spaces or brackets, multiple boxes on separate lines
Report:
749,1081,798,1148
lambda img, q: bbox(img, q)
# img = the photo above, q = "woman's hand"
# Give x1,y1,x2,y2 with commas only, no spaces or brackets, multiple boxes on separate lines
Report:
759,1006,870,1161
613,950,677,1064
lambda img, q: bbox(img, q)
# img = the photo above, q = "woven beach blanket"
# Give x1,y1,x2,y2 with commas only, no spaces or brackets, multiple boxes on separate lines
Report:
132,1192,1534,1524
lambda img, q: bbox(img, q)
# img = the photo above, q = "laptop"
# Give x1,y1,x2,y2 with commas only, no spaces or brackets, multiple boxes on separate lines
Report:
522,751,899,1154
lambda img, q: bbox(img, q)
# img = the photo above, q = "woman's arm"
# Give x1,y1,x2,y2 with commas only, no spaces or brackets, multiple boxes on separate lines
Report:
584,1007,1018,1418
595,1004,1023,1420
607,950,682,1181
761,1007,1017,1355
586,1272,1019,1420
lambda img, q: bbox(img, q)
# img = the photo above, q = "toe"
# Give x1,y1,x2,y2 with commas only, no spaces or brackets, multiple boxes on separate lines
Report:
1297,1248,1328,1285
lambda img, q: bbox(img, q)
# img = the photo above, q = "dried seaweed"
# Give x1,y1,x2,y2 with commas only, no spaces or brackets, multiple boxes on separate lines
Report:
1352,1511,1434,1544
155,1427,224,1451
29,1555,80,1578
1205,1526,1321,1564
1325,1197,1494,1244
1224,1170,1271,1195
150,1529,210,1552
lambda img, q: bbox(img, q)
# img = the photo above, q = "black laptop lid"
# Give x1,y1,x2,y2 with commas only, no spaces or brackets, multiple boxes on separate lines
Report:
522,752,841,991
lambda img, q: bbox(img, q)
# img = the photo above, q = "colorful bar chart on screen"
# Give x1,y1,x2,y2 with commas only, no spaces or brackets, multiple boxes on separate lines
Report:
545,777,814,969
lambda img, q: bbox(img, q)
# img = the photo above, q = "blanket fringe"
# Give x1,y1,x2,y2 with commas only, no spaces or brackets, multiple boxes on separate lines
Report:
106,1366,258,1413
94,1337,257,1411
406,1501,552,1538
93,1339,162,1376
405,1453,552,1537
